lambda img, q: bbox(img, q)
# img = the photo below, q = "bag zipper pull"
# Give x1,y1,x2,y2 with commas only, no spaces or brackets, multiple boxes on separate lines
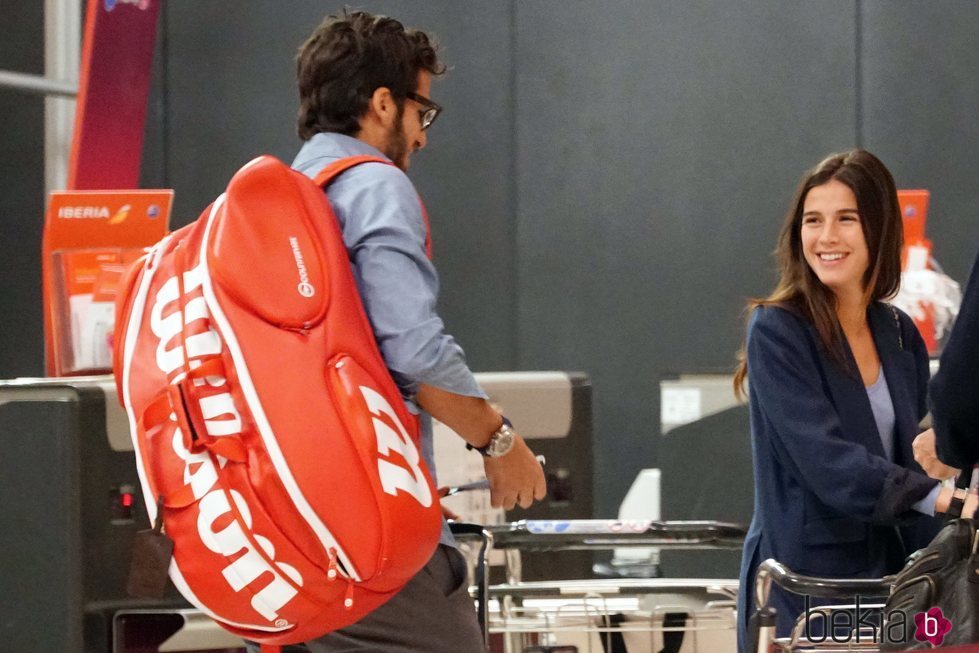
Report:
327,547,339,581
326,547,354,605
344,581,355,609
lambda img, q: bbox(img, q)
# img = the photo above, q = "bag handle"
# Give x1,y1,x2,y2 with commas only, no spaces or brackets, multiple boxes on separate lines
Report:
137,244,247,509
171,244,247,461
138,358,247,509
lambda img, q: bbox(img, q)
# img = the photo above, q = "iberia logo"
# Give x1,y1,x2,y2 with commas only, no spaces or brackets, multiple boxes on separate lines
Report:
107,204,132,225
914,607,952,646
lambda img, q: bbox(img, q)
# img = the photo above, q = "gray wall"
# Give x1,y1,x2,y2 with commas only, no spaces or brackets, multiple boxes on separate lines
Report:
860,2,979,278
513,1,862,515
3,1,978,520
0,2,46,378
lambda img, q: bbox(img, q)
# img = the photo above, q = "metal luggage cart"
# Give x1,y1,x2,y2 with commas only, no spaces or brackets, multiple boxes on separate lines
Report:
749,559,895,653
452,520,746,653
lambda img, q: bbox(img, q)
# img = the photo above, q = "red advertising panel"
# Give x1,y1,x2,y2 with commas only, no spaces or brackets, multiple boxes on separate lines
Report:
43,190,171,376
898,189,930,246
67,0,160,190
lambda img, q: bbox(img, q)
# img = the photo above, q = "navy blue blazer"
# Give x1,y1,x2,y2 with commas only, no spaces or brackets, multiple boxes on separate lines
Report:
736,302,942,647
931,247,979,468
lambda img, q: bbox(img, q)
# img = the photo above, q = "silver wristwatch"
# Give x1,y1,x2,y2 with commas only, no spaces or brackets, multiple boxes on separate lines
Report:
467,416,515,458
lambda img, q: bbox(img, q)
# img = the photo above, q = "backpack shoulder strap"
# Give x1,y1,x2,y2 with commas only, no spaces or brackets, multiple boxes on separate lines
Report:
310,155,433,260
311,155,392,188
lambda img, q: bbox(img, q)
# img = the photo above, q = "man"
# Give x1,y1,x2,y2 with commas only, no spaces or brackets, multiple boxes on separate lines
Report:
247,11,546,653
913,245,979,521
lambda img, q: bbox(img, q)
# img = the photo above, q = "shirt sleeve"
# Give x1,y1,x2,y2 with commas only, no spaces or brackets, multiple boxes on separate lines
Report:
327,163,486,402
748,307,935,524
910,483,942,516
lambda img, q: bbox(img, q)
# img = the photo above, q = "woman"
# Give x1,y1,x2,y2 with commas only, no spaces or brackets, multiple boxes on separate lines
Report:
734,150,953,651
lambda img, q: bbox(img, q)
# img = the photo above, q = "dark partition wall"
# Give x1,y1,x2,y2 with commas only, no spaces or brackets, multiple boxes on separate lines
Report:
3,2,978,524
0,3,46,378
513,1,860,516
860,1,979,281
145,1,518,372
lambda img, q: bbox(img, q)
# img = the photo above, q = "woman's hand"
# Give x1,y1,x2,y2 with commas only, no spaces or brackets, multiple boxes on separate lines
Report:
913,429,960,480
963,490,978,520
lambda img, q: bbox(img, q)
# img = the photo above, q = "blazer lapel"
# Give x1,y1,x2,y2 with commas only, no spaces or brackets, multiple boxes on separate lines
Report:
869,303,918,466
816,317,887,457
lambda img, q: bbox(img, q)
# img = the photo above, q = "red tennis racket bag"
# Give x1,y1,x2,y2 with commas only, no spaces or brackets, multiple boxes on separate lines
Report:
112,155,442,646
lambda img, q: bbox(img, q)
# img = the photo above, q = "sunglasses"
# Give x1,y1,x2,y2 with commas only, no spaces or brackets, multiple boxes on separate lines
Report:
406,91,442,130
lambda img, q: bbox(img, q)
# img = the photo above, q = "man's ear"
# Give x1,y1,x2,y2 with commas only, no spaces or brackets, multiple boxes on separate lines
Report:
367,87,398,128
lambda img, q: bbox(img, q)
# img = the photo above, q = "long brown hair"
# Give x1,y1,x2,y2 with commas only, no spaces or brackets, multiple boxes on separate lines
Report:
733,149,904,399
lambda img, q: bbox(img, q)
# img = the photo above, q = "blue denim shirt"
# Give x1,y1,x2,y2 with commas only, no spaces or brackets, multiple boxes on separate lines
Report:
293,132,487,545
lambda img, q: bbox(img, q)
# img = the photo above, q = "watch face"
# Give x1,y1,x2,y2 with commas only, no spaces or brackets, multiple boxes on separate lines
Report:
489,426,515,456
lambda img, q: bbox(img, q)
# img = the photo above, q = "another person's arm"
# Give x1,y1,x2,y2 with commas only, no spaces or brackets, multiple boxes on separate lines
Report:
912,428,977,518
928,247,979,468
913,429,959,480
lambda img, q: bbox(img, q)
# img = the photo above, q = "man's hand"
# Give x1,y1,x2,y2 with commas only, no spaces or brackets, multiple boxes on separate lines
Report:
913,429,960,480
483,433,546,510
413,384,546,510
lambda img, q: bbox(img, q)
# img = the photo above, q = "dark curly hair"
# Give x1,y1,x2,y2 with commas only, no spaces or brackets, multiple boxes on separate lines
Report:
296,10,445,140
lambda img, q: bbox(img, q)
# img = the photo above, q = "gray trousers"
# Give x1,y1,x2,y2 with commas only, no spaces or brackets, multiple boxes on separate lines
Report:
246,544,485,653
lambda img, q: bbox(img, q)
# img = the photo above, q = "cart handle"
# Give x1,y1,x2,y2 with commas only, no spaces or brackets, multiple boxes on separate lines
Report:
753,558,895,609
487,519,747,551
447,521,493,648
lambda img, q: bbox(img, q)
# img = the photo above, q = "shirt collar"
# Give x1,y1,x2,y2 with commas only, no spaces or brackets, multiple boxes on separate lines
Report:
292,132,392,172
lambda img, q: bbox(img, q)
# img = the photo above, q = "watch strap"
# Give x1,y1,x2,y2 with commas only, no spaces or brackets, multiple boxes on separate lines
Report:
467,416,512,455
948,489,967,518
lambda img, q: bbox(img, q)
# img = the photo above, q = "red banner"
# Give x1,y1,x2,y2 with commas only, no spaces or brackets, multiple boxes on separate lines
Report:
67,0,160,190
